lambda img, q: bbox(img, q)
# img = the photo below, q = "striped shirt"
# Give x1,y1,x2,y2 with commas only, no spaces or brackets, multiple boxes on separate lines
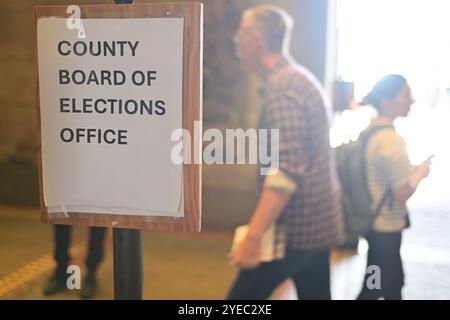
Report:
260,57,344,250
366,118,415,233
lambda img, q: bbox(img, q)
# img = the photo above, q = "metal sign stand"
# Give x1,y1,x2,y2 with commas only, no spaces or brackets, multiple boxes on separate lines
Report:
111,0,143,301
36,0,202,300
113,227,143,299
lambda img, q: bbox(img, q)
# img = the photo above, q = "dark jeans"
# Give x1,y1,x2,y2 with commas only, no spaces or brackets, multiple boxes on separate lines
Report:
227,248,331,300
54,224,107,273
357,231,404,300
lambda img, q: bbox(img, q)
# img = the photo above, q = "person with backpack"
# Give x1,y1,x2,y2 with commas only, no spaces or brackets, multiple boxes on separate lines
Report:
348,74,432,300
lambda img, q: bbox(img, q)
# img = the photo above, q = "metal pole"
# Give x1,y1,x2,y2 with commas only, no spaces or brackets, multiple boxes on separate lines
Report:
113,228,143,300
111,0,142,301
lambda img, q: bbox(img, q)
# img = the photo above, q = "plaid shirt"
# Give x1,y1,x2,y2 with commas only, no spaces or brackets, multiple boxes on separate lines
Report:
260,57,344,250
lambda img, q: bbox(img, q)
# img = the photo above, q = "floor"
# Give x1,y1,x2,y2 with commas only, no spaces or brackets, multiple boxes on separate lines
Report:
1,188,449,300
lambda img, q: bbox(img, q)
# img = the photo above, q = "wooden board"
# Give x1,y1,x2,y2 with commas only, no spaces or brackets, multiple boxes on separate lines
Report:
34,3,203,232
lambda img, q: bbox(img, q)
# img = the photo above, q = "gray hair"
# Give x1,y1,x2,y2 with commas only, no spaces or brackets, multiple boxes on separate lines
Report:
244,4,294,54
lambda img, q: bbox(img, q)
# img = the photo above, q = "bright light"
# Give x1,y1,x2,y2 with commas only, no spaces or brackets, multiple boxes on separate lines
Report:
337,0,450,106
333,0,450,208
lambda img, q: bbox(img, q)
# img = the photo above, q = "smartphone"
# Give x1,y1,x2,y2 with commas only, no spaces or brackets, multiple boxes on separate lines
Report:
425,154,435,162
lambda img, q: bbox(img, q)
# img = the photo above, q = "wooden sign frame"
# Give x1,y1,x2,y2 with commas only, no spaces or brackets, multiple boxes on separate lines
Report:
34,3,203,232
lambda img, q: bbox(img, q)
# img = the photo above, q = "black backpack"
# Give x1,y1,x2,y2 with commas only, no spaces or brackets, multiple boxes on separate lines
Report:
335,124,394,242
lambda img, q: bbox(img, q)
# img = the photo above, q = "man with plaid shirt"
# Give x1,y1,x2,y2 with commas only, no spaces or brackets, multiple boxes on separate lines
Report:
228,4,344,300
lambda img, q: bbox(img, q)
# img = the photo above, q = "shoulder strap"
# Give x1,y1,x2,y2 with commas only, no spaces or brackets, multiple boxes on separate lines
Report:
360,124,395,215
360,124,395,148
373,188,393,217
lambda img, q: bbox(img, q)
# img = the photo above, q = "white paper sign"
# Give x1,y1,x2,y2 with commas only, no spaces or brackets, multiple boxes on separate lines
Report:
37,18,184,217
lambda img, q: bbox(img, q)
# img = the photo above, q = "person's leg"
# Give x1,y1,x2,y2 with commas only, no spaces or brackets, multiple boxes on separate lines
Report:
292,249,331,300
357,232,383,300
357,231,404,300
43,224,72,295
380,232,404,300
85,227,107,272
82,227,107,299
227,259,291,300
54,224,72,272
227,248,313,300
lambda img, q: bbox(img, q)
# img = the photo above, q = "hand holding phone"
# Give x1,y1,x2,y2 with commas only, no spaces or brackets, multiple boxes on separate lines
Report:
417,155,434,181
425,154,435,163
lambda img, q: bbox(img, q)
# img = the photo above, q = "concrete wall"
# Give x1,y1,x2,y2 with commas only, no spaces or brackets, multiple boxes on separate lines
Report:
0,0,331,231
